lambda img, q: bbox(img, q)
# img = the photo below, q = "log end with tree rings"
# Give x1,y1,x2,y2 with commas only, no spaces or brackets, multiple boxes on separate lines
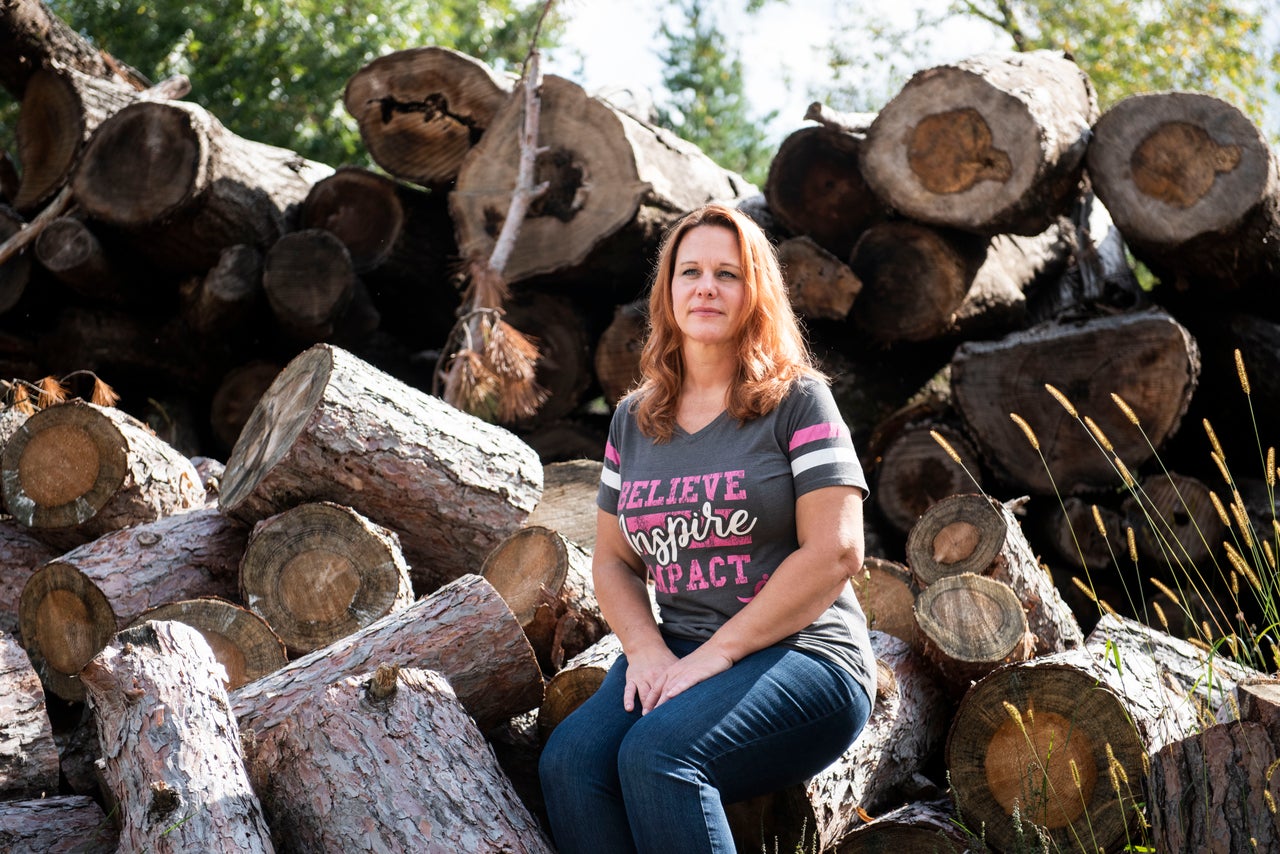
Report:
262,229,358,340
594,300,646,407
946,659,1148,853
914,574,1030,670
239,501,413,656
776,236,862,321
129,598,287,690
851,556,922,654
480,525,570,628
874,424,982,536
0,208,32,315
1087,92,1272,246
1122,472,1224,567
299,167,405,273
1,400,128,532
12,69,81,213
905,493,1006,586
18,561,116,702
71,100,206,226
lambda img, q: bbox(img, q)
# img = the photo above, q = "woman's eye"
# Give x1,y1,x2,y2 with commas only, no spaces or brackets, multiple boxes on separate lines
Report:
681,268,699,277
717,269,737,279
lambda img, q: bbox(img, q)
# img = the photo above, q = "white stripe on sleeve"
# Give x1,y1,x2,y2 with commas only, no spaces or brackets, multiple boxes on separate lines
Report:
600,467,621,491
791,447,859,477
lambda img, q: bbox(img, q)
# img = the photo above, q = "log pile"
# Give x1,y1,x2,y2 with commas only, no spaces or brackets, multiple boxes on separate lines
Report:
3,3,1280,849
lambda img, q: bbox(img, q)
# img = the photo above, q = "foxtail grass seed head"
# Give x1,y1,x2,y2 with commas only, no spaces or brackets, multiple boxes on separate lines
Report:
1211,451,1232,487
1141,752,1150,777
1070,759,1082,791
1100,598,1118,616
1114,456,1136,488
1268,791,1277,816
1231,499,1255,551
1235,349,1251,396
1072,576,1099,603
1091,504,1108,538
1204,419,1226,460
1153,599,1170,631
1268,447,1276,488
1149,576,1180,606
1003,700,1026,733
1083,416,1114,453
1231,571,1240,597
1126,526,1138,563
1045,383,1079,418
1111,393,1140,426
1211,490,1232,528
1265,757,1280,783
1190,636,1213,653
1010,413,1040,450
930,429,964,465
1265,541,1276,572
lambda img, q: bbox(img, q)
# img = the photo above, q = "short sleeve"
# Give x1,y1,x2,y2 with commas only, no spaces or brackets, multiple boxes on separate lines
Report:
596,401,627,514
784,380,868,498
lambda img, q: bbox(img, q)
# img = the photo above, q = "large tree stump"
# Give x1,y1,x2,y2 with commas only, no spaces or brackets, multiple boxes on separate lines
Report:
914,572,1034,693
950,308,1200,495
481,524,606,674
81,620,274,853
218,344,543,594
777,235,863,321
231,573,543,734
129,598,287,691
834,799,969,854
451,74,752,297
1,399,205,549
861,50,1097,236
0,631,59,799
526,458,604,552
248,664,554,854
71,98,333,273
0,794,117,854
240,501,414,656
343,46,513,188
18,506,248,701
1086,91,1280,293
0,517,58,635
947,642,1198,853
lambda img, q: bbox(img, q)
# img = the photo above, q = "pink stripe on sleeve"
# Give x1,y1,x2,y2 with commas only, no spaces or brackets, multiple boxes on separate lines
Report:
605,441,621,466
788,422,847,451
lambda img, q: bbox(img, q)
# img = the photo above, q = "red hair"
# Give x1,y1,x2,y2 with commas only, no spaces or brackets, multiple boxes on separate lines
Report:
633,203,823,441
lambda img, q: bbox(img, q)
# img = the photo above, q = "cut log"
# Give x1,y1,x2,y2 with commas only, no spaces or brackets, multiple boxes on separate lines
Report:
594,299,646,407
764,124,885,260
0,205,31,315
177,243,266,341
481,524,606,673
1149,720,1280,853
777,235,863,321
0,631,59,798
1,399,205,549
209,360,281,455
850,556,922,654
18,507,248,701
861,50,1097,236
537,631,623,743
248,665,554,854
871,421,982,536
1038,494,1122,574
81,620,274,853
725,632,950,853
218,344,543,594
906,493,1083,654
913,572,1033,692
1086,91,1280,292
343,46,513,188
129,598,287,691
240,501,414,656
51,704,102,797
0,518,59,635
950,308,1200,495
526,458,604,552
0,0,126,97
946,643,1198,854
33,216,143,304
451,74,752,295
487,709,550,833
834,799,969,854
1233,676,1280,735
231,573,543,734
262,228,359,341
1122,471,1224,567
519,418,608,466
0,794,117,854
71,99,333,272
504,291,595,428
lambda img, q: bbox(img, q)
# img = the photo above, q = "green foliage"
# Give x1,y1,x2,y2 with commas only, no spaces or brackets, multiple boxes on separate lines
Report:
654,0,776,186
44,0,561,166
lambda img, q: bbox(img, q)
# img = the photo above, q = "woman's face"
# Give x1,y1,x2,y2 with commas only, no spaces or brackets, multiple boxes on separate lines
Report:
671,224,747,351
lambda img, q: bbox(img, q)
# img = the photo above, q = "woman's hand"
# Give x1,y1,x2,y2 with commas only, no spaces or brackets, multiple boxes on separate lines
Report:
622,643,679,714
642,644,734,713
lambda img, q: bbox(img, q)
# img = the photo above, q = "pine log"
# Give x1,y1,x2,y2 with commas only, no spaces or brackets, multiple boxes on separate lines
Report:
764,124,885,261
947,642,1198,853
262,228,360,341
504,291,595,428
218,344,543,594
0,205,31,315
248,665,554,854
231,573,543,734
526,458,604,552
0,631,59,798
725,632,950,853
913,572,1033,692
451,74,752,296
209,360,281,454
871,421,982,536
18,507,248,701
240,501,414,656
1232,676,1280,736
33,216,142,304
1086,91,1280,293
0,794,117,854
777,235,863,321
833,799,968,854
537,631,623,743
481,524,606,674
81,620,274,853
861,50,1097,236
343,46,513,188
177,243,266,341
129,598,287,691
71,99,333,272
1149,720,1280,853
594,299,646,407
0,517,58,635
1122,471,1224,567
850,556,922,654
950,308,1200,495
0,0,127,97
1,399,205,549
50,704,102,797
1037,493,1122,574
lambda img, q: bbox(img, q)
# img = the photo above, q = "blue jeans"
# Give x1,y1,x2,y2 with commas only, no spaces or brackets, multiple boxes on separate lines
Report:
538,635,872,854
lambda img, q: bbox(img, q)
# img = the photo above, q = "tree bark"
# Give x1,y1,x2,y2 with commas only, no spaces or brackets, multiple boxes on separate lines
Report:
777,235,863,321
18,506,248,701
218,344,543,594
0,794,117,854
861,50,1097,236
129,598,287,691
0,517,58,635
526,458,604,553
0,0,127,98
177,243,266,341
249,665,554,854
834,798,968,853
0,630,59,799
1,399,205,549
231,573,543,734
343,46,513,189
594,299,646,407
950,308,1200,495
240,501,414,656
914,572,1034,692
81,620,274,853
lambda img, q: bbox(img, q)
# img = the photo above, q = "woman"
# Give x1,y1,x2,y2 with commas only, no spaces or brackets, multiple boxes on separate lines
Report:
539,203,875,854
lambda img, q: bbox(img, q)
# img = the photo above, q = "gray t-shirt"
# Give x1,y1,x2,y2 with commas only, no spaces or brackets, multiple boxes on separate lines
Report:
597,376,876,704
